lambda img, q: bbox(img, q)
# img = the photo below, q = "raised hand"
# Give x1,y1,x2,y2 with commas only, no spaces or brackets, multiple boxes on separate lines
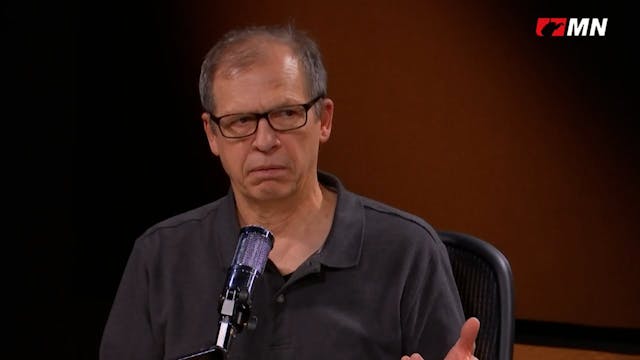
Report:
400,317,480,360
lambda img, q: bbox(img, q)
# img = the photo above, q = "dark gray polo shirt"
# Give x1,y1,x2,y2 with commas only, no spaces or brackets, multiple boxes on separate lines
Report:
100,171,464,360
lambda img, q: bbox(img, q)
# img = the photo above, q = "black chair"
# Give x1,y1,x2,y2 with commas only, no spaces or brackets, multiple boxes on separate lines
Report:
438,231,515,360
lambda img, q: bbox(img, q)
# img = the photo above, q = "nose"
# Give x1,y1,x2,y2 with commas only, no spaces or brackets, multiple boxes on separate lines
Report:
252,117,280,152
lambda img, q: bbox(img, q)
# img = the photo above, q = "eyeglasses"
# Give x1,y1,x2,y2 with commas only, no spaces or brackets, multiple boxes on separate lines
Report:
208,95,324,139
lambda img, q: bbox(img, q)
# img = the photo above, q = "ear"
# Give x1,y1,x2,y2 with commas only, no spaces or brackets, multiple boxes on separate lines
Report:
201,112,220,156
318,98,334,143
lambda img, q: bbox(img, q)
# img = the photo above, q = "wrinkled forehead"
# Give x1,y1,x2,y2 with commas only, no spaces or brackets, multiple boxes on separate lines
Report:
214,37,301,81
211,39,307,113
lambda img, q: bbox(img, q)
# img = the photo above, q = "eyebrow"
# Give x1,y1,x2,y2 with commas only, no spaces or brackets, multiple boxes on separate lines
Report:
219,98,306,116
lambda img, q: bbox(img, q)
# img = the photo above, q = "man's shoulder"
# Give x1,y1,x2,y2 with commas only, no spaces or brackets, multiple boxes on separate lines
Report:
325,170,440,245
141,196,229,238
339,192,446,265
356,194,439,242
358,195,428,227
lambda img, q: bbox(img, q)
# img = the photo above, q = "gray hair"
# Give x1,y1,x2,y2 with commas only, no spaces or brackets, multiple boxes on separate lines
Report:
198,24,327,114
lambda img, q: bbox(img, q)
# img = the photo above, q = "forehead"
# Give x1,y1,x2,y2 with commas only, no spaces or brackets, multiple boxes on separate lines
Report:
214,37,302,82
212,40,306,111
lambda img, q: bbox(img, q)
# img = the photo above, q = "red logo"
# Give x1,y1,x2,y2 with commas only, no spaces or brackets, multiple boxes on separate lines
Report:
536,18,567,36
536,18,608,37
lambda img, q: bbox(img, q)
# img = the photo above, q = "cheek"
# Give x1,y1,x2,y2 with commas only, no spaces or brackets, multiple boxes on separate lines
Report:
217,145,246,176
295,134,320,164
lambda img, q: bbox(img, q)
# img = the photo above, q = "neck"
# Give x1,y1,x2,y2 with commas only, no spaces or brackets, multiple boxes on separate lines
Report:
234,176,324,234
234,177,337,274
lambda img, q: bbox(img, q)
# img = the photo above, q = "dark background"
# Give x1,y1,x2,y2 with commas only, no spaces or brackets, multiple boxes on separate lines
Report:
6,0,637,358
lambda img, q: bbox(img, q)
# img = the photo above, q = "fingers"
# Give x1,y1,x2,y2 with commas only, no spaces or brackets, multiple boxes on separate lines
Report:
459,317,481,353
403,319,479,360
401,354,424,360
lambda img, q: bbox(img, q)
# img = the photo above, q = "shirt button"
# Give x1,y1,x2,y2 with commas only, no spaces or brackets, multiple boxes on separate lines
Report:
276,294,285,304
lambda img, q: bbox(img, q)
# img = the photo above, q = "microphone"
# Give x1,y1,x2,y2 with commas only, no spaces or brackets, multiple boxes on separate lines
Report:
178,225,274,360
216,225,274,356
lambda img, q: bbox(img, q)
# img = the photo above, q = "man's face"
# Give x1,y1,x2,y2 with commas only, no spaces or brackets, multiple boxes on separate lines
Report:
202,42,333,204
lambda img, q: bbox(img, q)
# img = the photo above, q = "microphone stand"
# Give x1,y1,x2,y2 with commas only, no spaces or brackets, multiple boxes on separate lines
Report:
178,225,272,360
214,273,259,357
177,277,259,360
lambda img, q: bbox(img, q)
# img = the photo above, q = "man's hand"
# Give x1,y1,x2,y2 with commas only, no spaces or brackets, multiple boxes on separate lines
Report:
400,317,480,360
443,317,480,359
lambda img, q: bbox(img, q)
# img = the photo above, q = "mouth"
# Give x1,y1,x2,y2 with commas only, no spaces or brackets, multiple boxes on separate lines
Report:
249,165,287,176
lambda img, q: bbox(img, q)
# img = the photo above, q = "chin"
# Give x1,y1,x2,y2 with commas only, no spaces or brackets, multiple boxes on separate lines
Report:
250,183,295,201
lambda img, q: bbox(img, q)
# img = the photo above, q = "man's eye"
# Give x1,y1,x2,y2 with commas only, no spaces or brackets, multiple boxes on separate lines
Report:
228,115,255,125
272,108,301,118
238,116,255,123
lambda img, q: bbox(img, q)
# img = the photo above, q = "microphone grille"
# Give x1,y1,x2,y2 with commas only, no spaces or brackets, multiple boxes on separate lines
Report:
233,225,275,274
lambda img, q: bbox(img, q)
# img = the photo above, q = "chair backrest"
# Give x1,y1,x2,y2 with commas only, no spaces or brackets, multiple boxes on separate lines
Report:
438,231,515,360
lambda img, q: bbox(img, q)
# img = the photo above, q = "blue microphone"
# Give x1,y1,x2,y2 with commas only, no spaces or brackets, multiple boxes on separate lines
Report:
215,225,274,353
178,225,274,360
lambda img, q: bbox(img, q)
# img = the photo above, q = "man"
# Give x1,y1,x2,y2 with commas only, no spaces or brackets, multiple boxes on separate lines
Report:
100,24,479,360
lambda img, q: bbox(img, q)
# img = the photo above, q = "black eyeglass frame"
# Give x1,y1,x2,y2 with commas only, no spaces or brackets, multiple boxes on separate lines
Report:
207,95,325,139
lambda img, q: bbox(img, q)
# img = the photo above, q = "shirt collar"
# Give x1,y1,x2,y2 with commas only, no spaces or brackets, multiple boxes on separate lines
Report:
313,171,364,269
214,170,365,270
